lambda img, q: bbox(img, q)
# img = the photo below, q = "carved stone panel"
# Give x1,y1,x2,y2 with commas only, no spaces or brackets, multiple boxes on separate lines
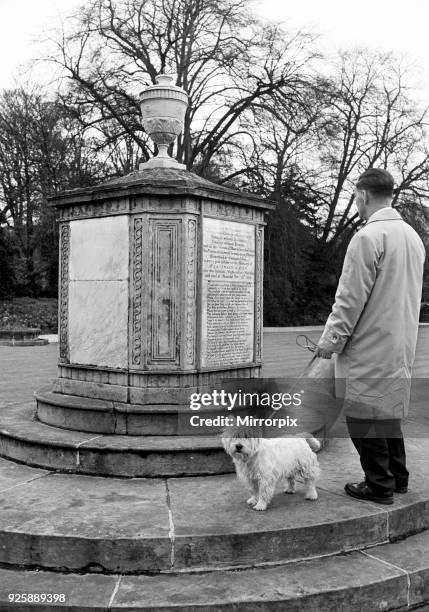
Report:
131,196,200,214
68,280,128,368
147,218,181,366
59,223,70,363
67,216,129,369
255,226,263,363
202,200,253,221
131,216,145,368
58,198,130,221
201,218,255,368
185,217,198,367
69,216,129,280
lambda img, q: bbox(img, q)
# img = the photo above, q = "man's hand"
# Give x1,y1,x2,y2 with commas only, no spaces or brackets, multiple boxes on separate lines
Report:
315,329,347,359
315,346,333,359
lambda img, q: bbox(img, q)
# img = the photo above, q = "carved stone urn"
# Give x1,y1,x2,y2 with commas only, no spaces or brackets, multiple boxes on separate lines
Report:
139,74,188,169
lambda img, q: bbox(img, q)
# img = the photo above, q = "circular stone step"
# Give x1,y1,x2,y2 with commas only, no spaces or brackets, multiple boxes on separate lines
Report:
0,530,429,610
35,387,226,436
35,384,334,439
0,403,232,477
0,451,428,576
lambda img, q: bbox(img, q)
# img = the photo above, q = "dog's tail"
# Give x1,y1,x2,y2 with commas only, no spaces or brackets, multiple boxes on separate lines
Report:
305,435,321,453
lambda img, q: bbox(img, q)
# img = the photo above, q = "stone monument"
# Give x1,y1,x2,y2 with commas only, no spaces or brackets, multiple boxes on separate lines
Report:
35,74,275,460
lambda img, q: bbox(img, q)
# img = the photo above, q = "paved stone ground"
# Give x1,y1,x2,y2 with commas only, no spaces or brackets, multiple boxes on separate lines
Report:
0,329,428,473
0,331,428,610
262,324,429,378
0,331,428,472
0,438,427,574
1,326,428,406
0,343,57,408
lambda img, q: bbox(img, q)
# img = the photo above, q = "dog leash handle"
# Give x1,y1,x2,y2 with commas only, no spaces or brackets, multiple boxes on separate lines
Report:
296,334,317,353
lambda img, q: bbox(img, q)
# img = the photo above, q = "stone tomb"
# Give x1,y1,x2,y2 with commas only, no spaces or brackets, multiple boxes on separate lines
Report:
35,168,274,435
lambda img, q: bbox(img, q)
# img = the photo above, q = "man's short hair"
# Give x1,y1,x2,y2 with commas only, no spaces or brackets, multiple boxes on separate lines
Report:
356,168,394,197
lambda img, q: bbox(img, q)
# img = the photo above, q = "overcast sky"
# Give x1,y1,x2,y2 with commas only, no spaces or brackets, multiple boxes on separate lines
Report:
1,0,429,102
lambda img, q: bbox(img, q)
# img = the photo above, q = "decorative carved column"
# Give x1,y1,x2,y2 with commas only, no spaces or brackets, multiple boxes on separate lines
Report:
58,223,70,363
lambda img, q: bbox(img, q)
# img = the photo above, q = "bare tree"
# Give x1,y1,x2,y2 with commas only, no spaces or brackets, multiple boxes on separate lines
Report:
309,50,429,254
47,0,318,174
0,88,103,293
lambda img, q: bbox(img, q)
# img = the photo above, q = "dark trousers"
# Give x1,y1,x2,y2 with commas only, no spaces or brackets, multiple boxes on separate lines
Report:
346,417,409,497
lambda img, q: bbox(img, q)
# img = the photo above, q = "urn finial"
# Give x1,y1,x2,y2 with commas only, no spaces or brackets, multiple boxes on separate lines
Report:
139,74,188,170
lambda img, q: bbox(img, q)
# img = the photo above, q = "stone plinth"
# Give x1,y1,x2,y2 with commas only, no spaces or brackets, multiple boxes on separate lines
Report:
38,167,274,434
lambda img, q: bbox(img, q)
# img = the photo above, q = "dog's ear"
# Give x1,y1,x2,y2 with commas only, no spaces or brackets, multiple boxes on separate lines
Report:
220,430,229,449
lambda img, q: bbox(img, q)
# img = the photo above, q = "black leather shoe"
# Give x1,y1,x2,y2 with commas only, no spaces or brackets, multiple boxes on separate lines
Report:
394,486,408,494
344,482,393,505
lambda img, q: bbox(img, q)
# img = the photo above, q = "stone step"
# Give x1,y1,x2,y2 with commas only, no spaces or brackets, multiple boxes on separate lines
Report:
1,529,429,610
0,451,428,575
35,382,337,437
35,386,195,435
0,403,232,477
36,386,272,437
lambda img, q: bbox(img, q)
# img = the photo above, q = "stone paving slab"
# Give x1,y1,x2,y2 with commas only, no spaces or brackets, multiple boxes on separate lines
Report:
168,473,388,569
0,542,420,612
0,567,115,611
112,551,408,611
0,344,58,408
0,456,49,493
0,463,171,572
3,473,169,537
367,531,429,608
0,438,427,575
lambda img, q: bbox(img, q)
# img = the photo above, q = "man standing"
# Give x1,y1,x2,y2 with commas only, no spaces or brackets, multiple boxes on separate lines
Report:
316,168,426,505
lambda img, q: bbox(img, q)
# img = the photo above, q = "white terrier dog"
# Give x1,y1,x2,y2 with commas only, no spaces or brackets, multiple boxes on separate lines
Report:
222,426,321,511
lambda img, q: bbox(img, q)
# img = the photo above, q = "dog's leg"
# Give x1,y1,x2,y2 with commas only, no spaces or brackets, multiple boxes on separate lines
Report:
246,481,258,506
234,462,257,506
253,479,276,511
244,477,258,506
284,476,296,494
304,477,318,500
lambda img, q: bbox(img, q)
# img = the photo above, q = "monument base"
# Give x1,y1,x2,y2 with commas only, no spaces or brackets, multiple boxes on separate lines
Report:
35,387,217,436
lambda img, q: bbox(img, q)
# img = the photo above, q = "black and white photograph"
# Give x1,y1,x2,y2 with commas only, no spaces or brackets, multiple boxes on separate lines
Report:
0,0,428,609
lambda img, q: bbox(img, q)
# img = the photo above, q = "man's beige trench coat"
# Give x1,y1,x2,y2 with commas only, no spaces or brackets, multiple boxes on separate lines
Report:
319,207,426,419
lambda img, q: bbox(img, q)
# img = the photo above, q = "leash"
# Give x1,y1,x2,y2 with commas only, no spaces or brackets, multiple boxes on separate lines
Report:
267,336,319,418
296,334,317,353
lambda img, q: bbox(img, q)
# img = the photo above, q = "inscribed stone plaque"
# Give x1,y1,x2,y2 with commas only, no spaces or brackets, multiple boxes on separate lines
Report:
201,218,255,367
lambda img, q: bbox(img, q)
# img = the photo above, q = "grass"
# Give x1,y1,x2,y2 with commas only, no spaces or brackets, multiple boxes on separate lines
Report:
0,297,58,333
